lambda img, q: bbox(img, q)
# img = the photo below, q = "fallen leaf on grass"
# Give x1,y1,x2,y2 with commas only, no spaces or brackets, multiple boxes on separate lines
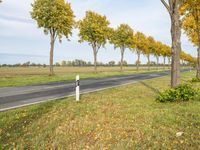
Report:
176,132,184,137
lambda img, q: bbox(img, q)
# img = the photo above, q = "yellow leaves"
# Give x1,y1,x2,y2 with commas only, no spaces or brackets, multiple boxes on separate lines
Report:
78,11,110,47
13,147,17,150
110,24,134,50
31,0,74,38
179,3,189,15
180,0,200,47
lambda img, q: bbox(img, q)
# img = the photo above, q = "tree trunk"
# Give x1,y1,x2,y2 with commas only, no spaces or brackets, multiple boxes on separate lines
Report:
182,60,184,69
147,55,150,71
193,9,200,78
196,31,200,78
136,50,140,71
161,0,182,88
163,57,166,70
120,47,125,72
156,56,159,70
49,35,55,76
168,57,171,69
93,46,98,73
197,46,200,78
170,2,181,88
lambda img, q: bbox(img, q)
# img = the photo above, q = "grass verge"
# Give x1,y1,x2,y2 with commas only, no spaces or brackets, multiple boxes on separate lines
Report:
0,71,199,149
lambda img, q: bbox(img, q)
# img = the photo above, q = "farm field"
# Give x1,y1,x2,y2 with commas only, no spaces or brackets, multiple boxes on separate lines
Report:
0,71,199,149
0,66,171,87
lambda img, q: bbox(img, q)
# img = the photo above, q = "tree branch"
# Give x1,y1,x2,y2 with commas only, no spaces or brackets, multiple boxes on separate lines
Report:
96,44,101,54
161,0,171,15
54,32,58,41
50,29,52,36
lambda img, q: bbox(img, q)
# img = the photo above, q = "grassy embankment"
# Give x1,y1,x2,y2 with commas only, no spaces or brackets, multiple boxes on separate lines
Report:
0,71,199,149
0,66,170,87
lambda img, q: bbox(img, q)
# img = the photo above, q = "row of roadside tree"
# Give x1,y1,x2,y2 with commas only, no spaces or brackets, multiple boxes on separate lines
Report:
30,0,196,76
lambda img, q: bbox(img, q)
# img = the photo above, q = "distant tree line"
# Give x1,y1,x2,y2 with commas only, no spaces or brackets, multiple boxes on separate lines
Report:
0,61,47,68
55,59,129,67
1,58,193,68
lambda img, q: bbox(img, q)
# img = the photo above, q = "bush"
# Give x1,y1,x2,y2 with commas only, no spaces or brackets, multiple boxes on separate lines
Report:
156,84,200,103
191,77,200,82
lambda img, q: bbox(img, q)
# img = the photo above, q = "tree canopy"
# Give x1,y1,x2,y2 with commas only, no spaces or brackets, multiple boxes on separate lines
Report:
180,0,200,46
31,0,74,41
78,11,110,48
133,32,146,52
110,24,134,50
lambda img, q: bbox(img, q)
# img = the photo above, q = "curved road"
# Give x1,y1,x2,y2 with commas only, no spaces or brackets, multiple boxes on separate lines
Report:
0,70,187,111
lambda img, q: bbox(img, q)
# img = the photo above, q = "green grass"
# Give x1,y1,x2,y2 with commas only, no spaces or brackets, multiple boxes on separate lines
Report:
0,71,199,149
0,66,169,87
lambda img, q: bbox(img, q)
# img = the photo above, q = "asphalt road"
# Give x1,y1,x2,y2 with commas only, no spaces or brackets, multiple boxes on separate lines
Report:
0,70,185,111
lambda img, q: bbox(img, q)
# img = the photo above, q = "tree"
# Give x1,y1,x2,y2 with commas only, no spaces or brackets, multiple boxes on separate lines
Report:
180,0,200,78
77,11,110,72
135,60,141,66
108,61,115,66
161,44,171,69
154,41,163,70
118,60,128,66
55,62,61,67
31,0,74,76
161,0,183,87
133,32,146,71
110,24,134,71
143,36,155,70
61,60,67,66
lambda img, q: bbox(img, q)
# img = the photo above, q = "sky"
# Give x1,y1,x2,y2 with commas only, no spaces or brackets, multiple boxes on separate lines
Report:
0,0,197,65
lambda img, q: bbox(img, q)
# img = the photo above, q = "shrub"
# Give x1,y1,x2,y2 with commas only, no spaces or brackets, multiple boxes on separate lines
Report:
156,84,200,103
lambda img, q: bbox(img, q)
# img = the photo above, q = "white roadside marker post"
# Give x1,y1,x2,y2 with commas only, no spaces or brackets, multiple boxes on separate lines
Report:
76,75,80,101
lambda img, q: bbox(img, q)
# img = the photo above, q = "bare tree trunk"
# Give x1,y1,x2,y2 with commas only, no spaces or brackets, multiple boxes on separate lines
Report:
147,54,150,71
161,0,182,88
93,46,98,73
197,46,200,78
170,4,181,87
49,34,55,76
156,55,159,70
196,31,200,78
163,57,166,70
120,47,125,72
136,50,140,71
182,60,184,69
193,9,200,78
168,57,171,69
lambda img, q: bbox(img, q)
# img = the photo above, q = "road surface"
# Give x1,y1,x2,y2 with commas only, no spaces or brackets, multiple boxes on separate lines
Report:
0,70,183,111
